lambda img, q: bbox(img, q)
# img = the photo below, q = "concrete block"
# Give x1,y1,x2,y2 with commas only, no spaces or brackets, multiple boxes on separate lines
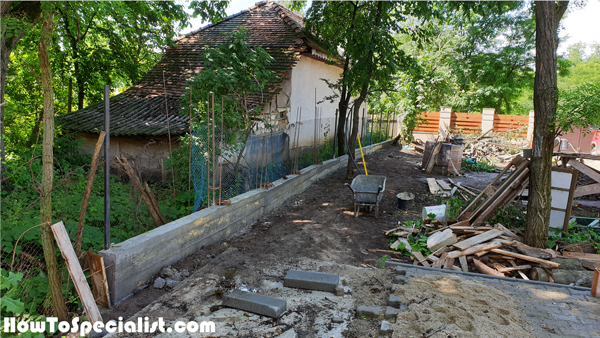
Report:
380,321,393,335
222,290,286,318
335,285,344,296
388,294,402,307
384,307,400,321
331,318,344,324
284,270,339,293
394,275,409,284
357,306,382,319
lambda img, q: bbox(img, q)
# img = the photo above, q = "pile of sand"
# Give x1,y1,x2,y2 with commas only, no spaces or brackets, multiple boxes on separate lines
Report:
390,274,534,338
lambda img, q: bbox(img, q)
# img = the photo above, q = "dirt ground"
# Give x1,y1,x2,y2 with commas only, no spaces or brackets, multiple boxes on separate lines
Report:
105,145,439,321
100,144,596,337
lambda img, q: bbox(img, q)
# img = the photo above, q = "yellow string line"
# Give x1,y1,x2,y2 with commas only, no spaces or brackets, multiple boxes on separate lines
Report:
357,135,368,175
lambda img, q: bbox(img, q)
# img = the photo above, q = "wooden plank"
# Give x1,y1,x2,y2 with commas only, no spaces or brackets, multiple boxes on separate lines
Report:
569,160,600,183
443,257,455,270
87,251,110,308
574,183,600,198
491,249,561,268
427,178,442,195
447,240,502,259
509,260,529,280
473,259,504,277
592,269,600,299
426,254,439,263
453,229,503,251
412,251,430,267
51,222,103,323
474,250,489,257
496,264,531,273
425,142,442,173
433,252,448,269
562,252,600,262
458,255,469,272
436,179,452,191
449,226,493,231
367,249,405,256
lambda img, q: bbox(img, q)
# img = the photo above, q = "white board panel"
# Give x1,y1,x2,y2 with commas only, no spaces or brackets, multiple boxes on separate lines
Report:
549,209,566,229
551,171,573,190
551,190,570,209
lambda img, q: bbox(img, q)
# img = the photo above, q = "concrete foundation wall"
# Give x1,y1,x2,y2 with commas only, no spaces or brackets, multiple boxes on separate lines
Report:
100,140,392,304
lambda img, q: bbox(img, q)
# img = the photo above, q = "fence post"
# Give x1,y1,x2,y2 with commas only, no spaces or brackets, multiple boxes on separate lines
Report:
527,110,535,142
481,108,495,135
439,106,452,138
104,85,110,250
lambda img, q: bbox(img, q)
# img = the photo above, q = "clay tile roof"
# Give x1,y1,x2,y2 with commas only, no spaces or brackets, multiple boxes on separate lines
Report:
58,1,310,137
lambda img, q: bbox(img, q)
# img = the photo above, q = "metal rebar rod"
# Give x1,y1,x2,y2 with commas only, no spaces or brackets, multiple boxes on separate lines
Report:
211,93,216,206
332,109,338,159
104,85,110,250
219,96,223,203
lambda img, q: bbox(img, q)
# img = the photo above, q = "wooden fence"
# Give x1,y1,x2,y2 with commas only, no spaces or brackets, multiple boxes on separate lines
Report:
415,111,529,137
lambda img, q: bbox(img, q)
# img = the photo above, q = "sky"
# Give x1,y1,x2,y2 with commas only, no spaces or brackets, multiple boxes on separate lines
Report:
181,0,600,57
558,0,600,56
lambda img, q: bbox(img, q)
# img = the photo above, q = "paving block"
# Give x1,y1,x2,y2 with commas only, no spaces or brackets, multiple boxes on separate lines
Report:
357,306,382,319
394,275,409,284
222,290,286,318
380,321,393,335
335,285,344,296
384,307,401,321
388,294,402,308
284,270,339,293
331,318,344,324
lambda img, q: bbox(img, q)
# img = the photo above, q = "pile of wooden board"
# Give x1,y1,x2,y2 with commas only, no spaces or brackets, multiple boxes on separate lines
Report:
381,221,562,281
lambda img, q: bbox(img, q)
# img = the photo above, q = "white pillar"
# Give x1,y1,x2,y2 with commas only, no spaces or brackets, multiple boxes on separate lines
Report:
439,106,452,138
481,108,495,135
527,110,535,142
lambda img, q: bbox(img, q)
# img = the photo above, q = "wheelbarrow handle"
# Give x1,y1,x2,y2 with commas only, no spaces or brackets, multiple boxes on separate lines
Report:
343,183,354,193
377,185,383,193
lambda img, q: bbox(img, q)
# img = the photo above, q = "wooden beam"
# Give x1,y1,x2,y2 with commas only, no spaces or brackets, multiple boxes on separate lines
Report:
568,160,600,183
453,229,504,251
425,141,442,173
491,249,560,268
87,251,110,308
51,222,103,323
458,255,469,272
508,260,529,280
412,251,430,267
447,240,502,259
562,252,600,262
496,264,531,273
574,183,600,198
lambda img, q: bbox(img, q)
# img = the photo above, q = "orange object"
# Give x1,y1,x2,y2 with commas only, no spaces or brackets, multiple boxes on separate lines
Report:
592,268,600,299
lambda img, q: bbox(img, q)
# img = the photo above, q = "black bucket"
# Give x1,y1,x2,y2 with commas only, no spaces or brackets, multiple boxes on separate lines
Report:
397,192,415,209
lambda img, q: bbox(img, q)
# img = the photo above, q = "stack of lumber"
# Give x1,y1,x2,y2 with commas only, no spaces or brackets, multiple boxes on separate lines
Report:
426,177,481,199
457,155,530,226
380,221,561,280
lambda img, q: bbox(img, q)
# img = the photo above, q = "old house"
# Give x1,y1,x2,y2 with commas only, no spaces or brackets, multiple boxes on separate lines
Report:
58,1,362,177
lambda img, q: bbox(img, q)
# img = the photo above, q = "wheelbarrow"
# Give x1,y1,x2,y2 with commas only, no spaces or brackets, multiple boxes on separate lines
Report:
344,175,387,218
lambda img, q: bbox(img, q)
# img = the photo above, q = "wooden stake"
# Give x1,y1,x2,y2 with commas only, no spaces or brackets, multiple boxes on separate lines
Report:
75,131,106,259
51,222,103,322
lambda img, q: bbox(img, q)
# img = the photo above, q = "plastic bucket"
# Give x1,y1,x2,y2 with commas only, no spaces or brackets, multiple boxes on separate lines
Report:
396,192,414,209
422,205,447,222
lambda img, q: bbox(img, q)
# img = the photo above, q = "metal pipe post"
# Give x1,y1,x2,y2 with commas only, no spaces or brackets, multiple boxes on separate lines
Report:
104,85,110,250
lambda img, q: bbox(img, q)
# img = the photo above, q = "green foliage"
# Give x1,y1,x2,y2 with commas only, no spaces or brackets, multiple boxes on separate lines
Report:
445,196,467,221
555,82,600,136
0,269,25,315
407,235,430,257
548,227,600,254
489,204,526,229
461,159,497,172
380,255,388,269
182,28,282,131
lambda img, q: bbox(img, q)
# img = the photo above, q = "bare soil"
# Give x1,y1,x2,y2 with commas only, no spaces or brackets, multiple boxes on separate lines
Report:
104,145,445,321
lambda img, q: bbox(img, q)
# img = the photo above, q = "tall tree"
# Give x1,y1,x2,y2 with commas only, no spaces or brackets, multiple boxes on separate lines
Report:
37,8,68,321
524,1,569,248
0,1,42,181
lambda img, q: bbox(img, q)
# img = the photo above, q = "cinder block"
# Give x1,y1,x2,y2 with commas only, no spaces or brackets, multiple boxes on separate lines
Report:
388,294,402,308
357,306,382,319
222,290,286,318
284,270,340,293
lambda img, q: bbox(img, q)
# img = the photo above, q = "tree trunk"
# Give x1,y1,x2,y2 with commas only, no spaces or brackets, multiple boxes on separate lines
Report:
336,59,351,157
1,1,42,183
344,1,383,179
38,10,68,321
524,1,569,248
345,86,367,179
